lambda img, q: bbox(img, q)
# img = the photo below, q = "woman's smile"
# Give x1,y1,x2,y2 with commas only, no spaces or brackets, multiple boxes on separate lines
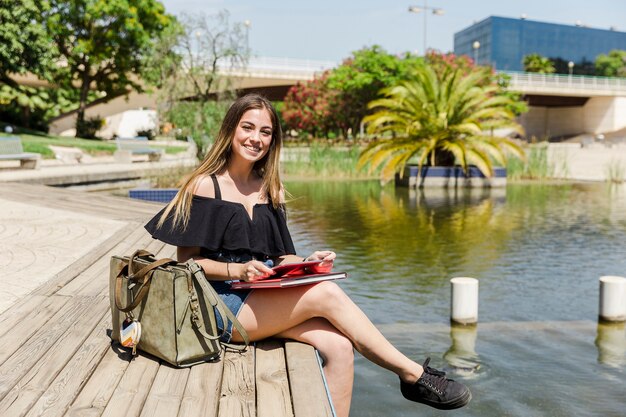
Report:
232,108,273,164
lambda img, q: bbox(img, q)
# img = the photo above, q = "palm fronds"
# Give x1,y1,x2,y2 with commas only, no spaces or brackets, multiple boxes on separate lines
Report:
360,65,525,183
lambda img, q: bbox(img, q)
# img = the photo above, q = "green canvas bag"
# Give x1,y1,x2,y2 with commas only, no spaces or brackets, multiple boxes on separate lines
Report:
109,249,249,367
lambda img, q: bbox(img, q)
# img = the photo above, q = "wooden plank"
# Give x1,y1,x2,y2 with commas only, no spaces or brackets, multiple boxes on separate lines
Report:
139,366,190,417
0,295,98,401
157,244,177,260
0,295,70,367
0,188,148,220
99,354,160,417
285,342,333,417
24,312,112,417
178,361,224,417
33,222,139,296
0,296,108,415
63,346,134,417
57,228,160,298
0,184,160,219
256,340,294,417
218,348,256,417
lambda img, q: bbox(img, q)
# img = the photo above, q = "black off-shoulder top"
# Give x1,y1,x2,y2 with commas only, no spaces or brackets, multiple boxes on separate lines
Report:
144,176,296,263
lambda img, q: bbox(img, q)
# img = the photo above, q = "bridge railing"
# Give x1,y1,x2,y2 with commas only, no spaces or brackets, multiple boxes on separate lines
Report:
502,71,626,94
221,56,338,79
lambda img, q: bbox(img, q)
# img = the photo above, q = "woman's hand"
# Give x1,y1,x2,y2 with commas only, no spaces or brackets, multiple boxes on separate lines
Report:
305,250,336,273
305,250,336,263
234,260,275,282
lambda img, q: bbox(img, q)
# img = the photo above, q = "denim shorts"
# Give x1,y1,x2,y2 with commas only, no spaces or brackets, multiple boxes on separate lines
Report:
209,280,252,343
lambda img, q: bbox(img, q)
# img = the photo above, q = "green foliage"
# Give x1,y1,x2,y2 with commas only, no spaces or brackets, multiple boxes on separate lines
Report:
165,101,229,159
360,65,526,182
595,50,626,77
283,46,424,139
140,18,185,91
424,51,477,76
605,159,625,183
495,73,529,116
156,10,249,158
281,143,372,178
0,1,58,129
178,11,248,101
44,0,176,134
324,46,423,137
76,117,105,139
506,144,554,180
523,53,556,74
552,57,595,76
0,0,54,80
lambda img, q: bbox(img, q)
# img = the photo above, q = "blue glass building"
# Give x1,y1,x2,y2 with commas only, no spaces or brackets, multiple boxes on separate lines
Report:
454,16,626,71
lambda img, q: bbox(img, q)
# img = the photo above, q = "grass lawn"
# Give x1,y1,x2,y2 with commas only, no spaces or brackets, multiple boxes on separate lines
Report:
0,125,188,159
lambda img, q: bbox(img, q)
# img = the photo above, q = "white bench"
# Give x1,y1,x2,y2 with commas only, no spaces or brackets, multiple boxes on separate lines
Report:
114,136,163,163
0,136,41,169
48,145,86,164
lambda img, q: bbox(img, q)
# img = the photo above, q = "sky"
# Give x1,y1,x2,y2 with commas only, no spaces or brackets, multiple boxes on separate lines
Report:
159,0,626,63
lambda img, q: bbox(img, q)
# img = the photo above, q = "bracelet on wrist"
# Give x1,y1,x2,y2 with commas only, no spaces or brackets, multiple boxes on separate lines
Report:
226,262,231,278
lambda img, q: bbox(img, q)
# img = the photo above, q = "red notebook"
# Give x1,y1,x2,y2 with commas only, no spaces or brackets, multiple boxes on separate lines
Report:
270,260,326,277
230,271,347,289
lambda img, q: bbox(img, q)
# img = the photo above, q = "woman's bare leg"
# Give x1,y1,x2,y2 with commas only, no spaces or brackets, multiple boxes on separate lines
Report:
231,281,423,384
275,318,354,417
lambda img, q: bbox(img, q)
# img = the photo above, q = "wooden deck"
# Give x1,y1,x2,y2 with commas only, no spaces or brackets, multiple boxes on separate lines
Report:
0,182,334,417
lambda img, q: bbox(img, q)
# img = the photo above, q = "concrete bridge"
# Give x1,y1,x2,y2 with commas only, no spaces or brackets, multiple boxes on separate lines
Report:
504,71,626,140
40,57,626,140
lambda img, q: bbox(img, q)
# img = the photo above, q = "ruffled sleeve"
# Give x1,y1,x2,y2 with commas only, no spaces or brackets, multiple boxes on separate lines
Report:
144,196,297,258
144,196,237,251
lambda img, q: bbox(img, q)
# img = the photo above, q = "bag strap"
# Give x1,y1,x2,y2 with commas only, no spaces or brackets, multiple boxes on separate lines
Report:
186,259,250,347
114,252,176,312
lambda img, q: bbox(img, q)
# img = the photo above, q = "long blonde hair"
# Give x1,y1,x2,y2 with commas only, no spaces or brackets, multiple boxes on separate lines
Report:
157,94,284,230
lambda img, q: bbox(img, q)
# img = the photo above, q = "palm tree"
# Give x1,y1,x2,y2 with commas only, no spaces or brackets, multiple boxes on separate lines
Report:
523,54,555,74
358,65,525,182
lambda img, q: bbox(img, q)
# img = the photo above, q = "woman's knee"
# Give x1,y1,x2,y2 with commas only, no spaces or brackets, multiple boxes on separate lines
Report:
304,281,351,314
318,332,354,365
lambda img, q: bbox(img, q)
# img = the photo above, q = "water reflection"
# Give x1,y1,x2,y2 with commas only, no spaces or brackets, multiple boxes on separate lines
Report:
282,181,626,416
443,324,482,378
596,321,626,368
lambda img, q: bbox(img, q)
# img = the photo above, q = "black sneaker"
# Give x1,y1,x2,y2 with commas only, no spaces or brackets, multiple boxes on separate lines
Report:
400,357,471,410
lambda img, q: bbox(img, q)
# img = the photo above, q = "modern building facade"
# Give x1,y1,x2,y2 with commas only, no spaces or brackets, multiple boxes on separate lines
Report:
454,16,626,71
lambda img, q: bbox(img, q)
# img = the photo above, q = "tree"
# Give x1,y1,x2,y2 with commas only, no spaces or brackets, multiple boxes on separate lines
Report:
425,51,477,77
523,53,555,74
359,65,525,182
173,11,248,102
282,72,343,138
0,0,53,83
325,46,423,138
44,0,176,137
0,0,57,128
595,50,626,77
154,11,249,157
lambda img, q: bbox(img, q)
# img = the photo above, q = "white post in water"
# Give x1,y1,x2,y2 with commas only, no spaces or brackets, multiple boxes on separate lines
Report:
599,276,626,322
450,277,479,325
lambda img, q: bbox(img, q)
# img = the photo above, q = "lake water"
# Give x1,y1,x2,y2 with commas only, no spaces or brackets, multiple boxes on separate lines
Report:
282,181,626,417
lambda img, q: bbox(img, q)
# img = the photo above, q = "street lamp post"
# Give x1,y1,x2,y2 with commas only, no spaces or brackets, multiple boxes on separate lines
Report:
243,20,251,54
568,61,574,76
472,41,481,65
408,1,444,55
